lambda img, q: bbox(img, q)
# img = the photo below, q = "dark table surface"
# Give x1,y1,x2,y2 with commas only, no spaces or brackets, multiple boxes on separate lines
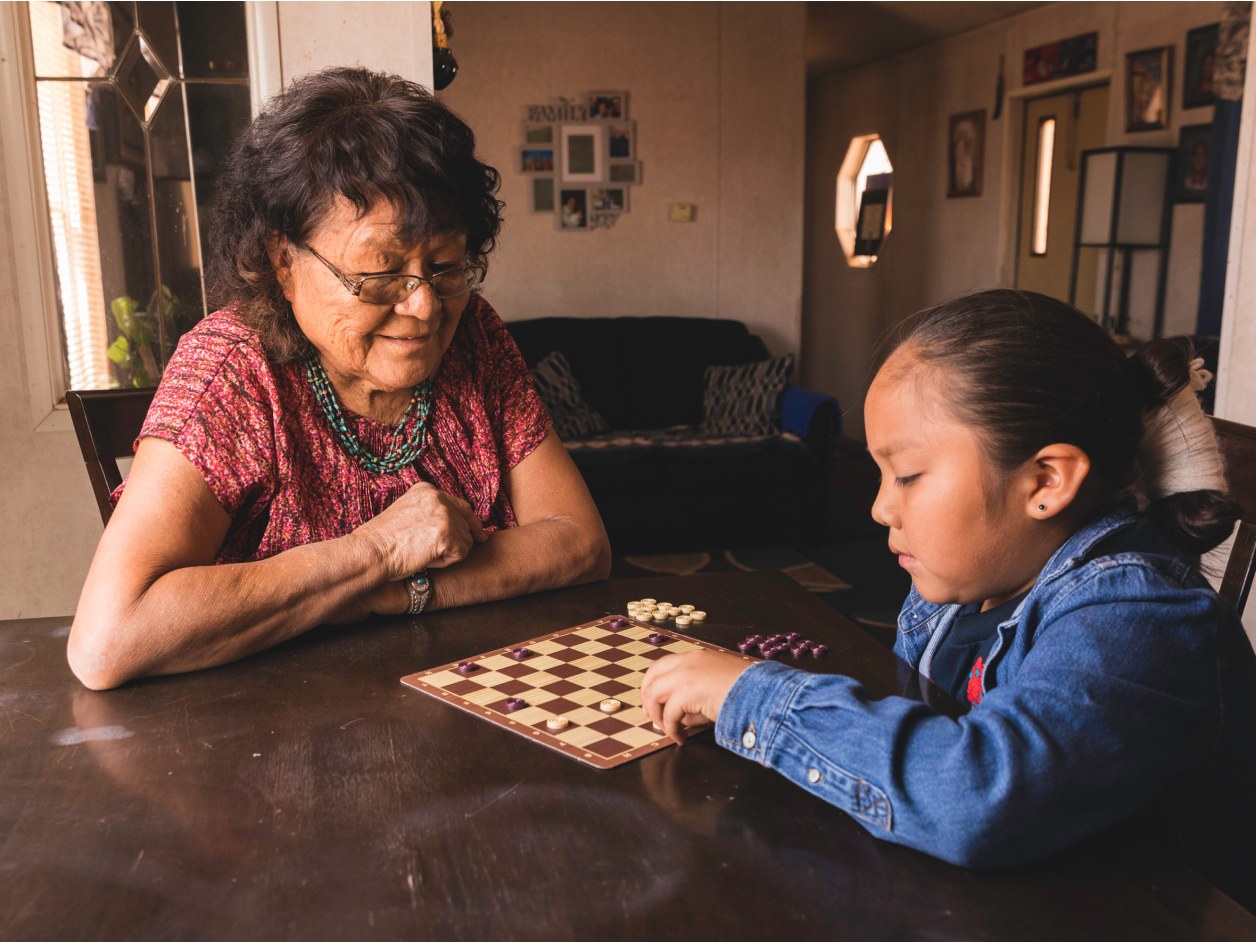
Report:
1,570,1252,942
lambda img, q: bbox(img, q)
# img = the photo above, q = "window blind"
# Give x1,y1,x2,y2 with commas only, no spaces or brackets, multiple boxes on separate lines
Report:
31,0,109,391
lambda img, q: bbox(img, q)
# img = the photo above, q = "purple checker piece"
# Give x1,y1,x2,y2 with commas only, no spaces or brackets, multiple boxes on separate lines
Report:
504,697,525,711
509,648,532,661
810,644,828,658
790,644,810,658
647,634,666,645
762,646,781,659
786,632,801,643
738,641,757,654
457,661,478,674
608,617,628,629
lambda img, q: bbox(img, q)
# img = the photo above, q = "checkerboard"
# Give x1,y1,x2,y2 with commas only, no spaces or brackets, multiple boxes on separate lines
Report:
400,617,753,769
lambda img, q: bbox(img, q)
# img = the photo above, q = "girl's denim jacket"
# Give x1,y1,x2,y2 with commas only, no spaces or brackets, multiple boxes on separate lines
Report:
717,503,1256,908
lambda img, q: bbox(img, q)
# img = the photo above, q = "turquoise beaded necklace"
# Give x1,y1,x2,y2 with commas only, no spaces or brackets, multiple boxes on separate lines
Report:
304,350,434,474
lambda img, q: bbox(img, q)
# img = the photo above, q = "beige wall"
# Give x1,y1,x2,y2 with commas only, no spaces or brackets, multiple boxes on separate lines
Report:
276,1,434,88
1217,16,1256,427
438,1,807,356
0,135,104,619
804,1,1225,439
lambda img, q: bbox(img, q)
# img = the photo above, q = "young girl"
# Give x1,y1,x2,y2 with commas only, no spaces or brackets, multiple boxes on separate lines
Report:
641,289,1256,910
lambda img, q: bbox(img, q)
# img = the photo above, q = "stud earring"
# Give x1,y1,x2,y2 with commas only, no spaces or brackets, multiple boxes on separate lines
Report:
1038,504,1046,511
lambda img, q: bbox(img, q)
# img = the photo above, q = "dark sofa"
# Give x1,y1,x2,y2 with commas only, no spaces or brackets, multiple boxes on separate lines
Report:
505,317,838,553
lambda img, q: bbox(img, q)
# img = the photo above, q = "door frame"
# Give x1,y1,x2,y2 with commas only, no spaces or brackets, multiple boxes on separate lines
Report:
997,70,1114,289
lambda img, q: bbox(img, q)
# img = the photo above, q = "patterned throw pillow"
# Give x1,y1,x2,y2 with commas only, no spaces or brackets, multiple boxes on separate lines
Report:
530,350,610,440
701,354,795,436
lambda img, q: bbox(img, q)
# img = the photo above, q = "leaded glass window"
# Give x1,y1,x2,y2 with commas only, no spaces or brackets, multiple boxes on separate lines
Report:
29,1,251,389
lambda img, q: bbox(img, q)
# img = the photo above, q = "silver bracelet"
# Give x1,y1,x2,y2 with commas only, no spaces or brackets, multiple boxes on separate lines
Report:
405,569,432,616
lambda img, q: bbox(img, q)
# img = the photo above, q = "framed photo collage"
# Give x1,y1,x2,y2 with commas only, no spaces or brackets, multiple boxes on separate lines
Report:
520,91,640,230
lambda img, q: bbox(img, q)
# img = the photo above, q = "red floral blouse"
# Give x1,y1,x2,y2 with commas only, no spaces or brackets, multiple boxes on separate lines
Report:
116,296,550,564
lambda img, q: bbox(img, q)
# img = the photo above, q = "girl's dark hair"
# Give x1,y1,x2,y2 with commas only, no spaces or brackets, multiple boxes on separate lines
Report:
884,288,1240,558
205,67,503,361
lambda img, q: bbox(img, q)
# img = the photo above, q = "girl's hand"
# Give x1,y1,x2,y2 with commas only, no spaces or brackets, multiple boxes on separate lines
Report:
640,649,754,744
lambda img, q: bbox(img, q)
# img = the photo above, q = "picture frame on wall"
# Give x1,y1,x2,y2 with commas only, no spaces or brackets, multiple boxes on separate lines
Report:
530,176,556,214
561,123,606,183
1023,32,1098,86
947,110,985,198
1176,123,1213,202
608,161,641,185
523,122,554,144
608,120,634,159
520,145,555,173
1126,46,1173,131
590,186,629,213
1183,24,1220,109
558,188,588,230
587,90,628,119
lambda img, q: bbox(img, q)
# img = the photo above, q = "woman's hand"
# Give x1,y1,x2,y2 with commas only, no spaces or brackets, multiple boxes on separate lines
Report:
640,650,754,744
352,481,487,580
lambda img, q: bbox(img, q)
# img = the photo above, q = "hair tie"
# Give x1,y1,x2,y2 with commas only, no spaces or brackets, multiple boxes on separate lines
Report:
1137,358,1227,501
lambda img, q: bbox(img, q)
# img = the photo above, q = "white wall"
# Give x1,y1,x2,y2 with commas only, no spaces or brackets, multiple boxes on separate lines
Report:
804,1,1225,439
437,2,807,356
0,2,435,619
276,1,434,89
1217,18,1256,427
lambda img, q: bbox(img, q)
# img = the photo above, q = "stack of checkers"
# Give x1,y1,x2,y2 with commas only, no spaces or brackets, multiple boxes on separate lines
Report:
627,598,706,628
738,632,828,659
400,617,754,769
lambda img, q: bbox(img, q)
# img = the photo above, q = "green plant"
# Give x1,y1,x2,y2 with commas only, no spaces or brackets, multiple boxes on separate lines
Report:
106,286,189,388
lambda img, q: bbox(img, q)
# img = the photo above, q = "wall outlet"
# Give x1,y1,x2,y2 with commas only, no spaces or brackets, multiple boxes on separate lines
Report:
669,203,697,223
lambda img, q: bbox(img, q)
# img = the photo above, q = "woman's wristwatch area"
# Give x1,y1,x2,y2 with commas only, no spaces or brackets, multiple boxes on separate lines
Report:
405,569,432,615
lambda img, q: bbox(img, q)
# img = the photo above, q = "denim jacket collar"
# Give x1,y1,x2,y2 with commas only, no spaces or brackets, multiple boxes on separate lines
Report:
894,501,1140,667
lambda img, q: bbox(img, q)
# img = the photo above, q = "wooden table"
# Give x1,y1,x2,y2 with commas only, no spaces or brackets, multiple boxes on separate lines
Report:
0,571,1251,941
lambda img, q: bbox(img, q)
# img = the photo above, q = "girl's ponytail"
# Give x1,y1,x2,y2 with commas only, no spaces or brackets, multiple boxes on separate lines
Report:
1130,339,1242,558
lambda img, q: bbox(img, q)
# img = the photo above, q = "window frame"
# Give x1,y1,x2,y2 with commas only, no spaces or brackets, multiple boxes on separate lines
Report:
835,133,893,270
0,0,281,432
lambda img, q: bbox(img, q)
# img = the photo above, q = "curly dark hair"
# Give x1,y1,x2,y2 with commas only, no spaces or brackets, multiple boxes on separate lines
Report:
205,67,503,361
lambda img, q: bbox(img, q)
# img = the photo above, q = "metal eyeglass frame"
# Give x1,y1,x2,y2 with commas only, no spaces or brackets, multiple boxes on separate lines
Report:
300,243,484,303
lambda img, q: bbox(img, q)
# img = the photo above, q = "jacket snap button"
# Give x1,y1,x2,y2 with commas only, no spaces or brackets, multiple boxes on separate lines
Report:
807,768,822,784
741,729,757,749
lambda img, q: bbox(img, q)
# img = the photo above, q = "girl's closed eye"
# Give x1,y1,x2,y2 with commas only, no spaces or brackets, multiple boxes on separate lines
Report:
895,473,921,487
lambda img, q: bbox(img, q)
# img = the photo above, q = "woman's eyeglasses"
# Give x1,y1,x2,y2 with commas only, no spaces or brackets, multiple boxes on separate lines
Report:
301,244,484,304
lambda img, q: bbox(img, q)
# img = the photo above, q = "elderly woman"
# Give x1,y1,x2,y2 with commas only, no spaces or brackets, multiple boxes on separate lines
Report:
69,69,611,690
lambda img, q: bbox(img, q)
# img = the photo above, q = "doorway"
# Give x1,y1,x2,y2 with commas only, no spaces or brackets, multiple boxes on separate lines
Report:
1015,85,1110,304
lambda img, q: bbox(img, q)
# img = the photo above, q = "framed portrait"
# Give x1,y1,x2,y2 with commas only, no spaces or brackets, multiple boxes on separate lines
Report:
947,110,985,198
1126,46,1173,131
608,120,634,160
561,123,605,183
530,176,556,214
1176,123,1212,203
608,161,640,185
524,122,554,144
558,188,588,230
520,145,555,173
1184,24,1219,109
587,90,628,120
590,186,628,213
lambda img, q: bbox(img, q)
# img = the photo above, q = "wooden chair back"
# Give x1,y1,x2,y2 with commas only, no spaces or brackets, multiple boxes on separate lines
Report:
1211,416,1256,615
66,389,156,527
